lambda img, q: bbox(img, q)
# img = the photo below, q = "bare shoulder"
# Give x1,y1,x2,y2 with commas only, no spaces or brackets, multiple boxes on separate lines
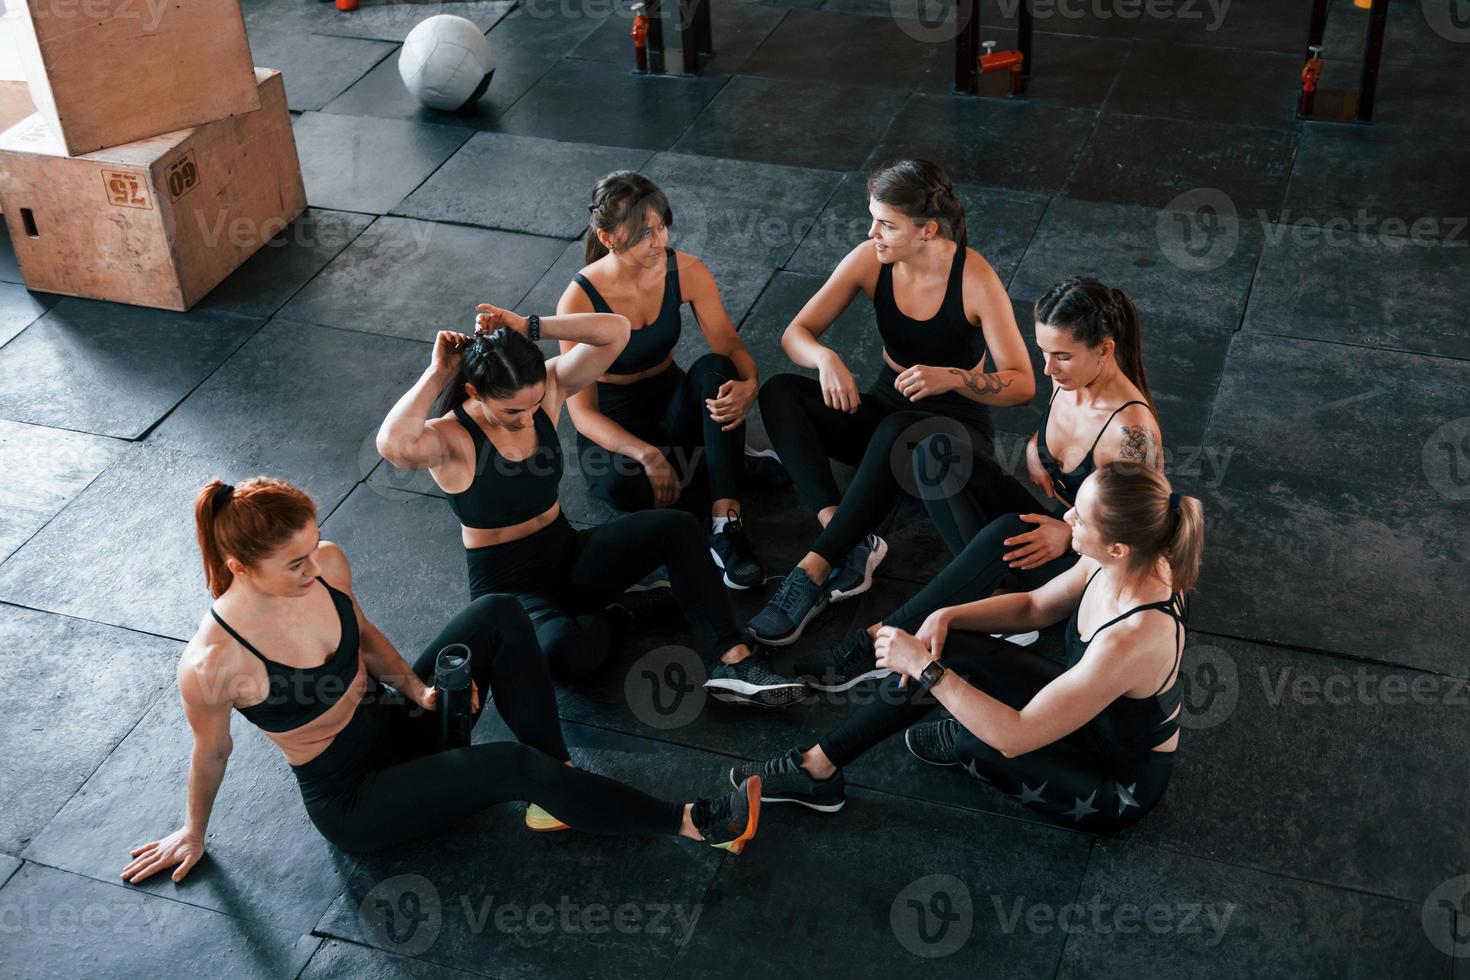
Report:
180,618,245,705
314,540,353,593
1104,403,1163,467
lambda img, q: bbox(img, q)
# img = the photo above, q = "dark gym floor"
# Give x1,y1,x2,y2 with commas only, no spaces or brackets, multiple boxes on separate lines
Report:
2,0,1469,976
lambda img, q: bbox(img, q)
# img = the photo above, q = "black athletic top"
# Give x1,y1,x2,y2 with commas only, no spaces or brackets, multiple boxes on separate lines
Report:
1065,569,1186,758
873,243,987,370
572,247,682,375
447,403,563,530
1037,389,1151,505
210,577,361,734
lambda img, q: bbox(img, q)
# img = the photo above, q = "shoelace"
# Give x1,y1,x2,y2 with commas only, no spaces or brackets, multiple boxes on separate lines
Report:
833,631,873,671
772,570,815,616
765,750,804,777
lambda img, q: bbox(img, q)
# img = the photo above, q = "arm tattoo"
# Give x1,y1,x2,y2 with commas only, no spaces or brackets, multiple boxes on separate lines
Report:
1117,424,1162,470
947,368,1013,400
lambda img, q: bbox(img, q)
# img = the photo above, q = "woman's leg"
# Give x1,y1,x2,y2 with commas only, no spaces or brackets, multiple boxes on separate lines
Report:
757,372,890,519
665,353,746,514
578,436,658,513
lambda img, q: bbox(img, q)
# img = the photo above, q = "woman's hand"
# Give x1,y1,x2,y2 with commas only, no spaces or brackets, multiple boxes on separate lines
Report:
816,350,862,414
432,330,472,374
1025,436,1057,500
122,828,205,885
1003,514,1073,570
475,303,529,336
705,376,757,432
415,680,481,714
893,365,953,402
914,609,952,660
640,450,680,508
874,626,936,685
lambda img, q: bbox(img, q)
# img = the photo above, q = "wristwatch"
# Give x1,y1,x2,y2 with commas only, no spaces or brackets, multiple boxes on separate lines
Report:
917,659,948,691
527,314,541,342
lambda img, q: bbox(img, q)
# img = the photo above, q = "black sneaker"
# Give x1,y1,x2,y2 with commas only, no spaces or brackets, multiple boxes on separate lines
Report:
904,718,961,767
709,512,764,591
625,566,671,593
744,446,792,487
747,567,829,646
794,629,891,692
604,586,679,640
705,656,808,708
824,533,888,602
729,747,846,813
692,776,762,854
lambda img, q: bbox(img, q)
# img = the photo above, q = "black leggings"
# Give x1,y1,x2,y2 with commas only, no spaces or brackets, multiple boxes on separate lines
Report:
758,369,994,565
466,510,745,681
577,353,745,513
817,631,1173,832
293,595,685,852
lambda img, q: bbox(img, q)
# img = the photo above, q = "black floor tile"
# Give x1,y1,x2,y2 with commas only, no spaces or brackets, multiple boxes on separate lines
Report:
195,209,377,319
785,171,1050,287
1056,842,1452,978
1245,222,1470,359
569,0,787,75
0,605,177,855
25,687,357,935
247,27,396,111
1283,126,1470,243
673,74,906,170
0,223,22,284
1120,635,1470,902
1066,112,1297,217
1322,0,1470,70
1009,196,1263,333
0,419,126,563
292,112,473,215
0,282,58,349
279,216,567,340
494,59,728,149
317,0,514,42
0,301,261,439
672,786,1091,978
0,864,320,979
1129,0,1310,52
1102,40,1302,130
976,0,1140,38
301,940,486,979
917,27,1131,109
865,93,1096,193
1313,58,1470,147
392,132,653,238
739,8,936,89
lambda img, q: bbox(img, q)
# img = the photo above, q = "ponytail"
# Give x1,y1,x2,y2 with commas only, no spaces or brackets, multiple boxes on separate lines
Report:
1034,276,1155,416
194,477,317,598
866,159,968,249
1089,463,1204,594
585,170,674,264
434,327,548,416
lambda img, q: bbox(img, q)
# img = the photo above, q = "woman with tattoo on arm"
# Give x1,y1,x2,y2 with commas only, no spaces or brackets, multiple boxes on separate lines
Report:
797,277,1165,691
748,160,1034,647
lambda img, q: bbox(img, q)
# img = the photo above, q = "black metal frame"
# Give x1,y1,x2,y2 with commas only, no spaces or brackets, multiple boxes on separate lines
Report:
955,0,1032,96
1301,0,1389,123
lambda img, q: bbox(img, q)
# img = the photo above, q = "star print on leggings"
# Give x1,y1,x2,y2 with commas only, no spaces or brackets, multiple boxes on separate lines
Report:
1115,782,1139,815
1013,782,1048,805
962,759,993,784
1066,790,1099,823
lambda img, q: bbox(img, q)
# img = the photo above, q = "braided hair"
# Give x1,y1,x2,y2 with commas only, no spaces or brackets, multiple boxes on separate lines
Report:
1033,276,1154,415
434,327,547,415
585,171,674,263
866,159,968,249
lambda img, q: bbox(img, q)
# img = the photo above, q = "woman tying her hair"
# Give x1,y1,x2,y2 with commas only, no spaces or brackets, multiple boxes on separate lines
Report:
559,171,781,591
376,307,804,707
797,276,1164,691
121,478,762,882
749,159,1034,647
729,464,1201,834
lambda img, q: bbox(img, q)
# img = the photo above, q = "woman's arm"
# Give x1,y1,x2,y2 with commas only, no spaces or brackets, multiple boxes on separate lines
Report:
780,242,868,369
681,255,759,431
940,254,1034,407
121,644,236,884
941,556,1095,636
376,332,467,471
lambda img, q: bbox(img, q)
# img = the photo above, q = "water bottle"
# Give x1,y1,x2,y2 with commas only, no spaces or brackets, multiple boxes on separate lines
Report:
435,644,474,750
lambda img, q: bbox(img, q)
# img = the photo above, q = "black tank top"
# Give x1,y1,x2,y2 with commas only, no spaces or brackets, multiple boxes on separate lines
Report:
446,403,563,530
1065,569,1186,758
873,243,987,370
210,577,361,734
1037,389,1151,505
572,247,682,375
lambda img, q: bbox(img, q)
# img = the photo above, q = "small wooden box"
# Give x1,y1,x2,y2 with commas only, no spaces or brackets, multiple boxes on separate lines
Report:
0,68,306,311
8,0,260,156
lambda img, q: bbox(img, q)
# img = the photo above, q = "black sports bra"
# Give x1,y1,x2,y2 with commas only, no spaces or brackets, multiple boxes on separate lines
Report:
446,403,563,530
872,242,987,370
572,247,682,375
1037,388,1152,505
210,577,361,734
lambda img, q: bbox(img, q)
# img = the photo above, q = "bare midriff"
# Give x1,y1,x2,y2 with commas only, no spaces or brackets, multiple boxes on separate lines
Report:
461,499,562,549
597,351,674,385
244,660,370,767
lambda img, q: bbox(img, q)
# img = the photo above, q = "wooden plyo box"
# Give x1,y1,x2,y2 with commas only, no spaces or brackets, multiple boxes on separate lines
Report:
0,68,306,311
0,80,31,147
7,0,260,156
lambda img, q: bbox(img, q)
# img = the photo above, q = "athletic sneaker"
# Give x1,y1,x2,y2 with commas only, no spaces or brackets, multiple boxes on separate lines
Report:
525,803,570,832
743,445,791,487
604,587,679,641
728,747,846,813
625,566,671,593
824,533,888,602
993,630,1040,647
904,718,961,767
747,567,829,646
709,512,764,591
705,656,808,708
692,776,762,854
794,628,890,692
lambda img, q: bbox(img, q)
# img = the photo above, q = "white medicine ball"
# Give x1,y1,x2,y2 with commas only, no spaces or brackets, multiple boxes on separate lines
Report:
398,15,496,111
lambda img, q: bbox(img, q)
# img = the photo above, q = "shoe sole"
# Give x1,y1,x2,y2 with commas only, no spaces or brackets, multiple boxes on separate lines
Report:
711,776,762,854
726,768,845,812
706,683,808,709
992,630,1040,646
826,536,889,603
708,546,759,592
904,727,959,767
748,594,830,647
625,580,671,594
525,803,571,832
803,666,893,692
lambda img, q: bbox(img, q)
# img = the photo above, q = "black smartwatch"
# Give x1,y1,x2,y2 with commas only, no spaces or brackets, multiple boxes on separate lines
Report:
918,659,948,691
527,314,541,342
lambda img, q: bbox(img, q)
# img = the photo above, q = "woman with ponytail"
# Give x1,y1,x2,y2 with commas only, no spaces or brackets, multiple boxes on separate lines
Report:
376,302,803,707
559,170,779,591
748,159,1035,647
798,276,1165,692
122,477,766,880
728,464,1202,834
